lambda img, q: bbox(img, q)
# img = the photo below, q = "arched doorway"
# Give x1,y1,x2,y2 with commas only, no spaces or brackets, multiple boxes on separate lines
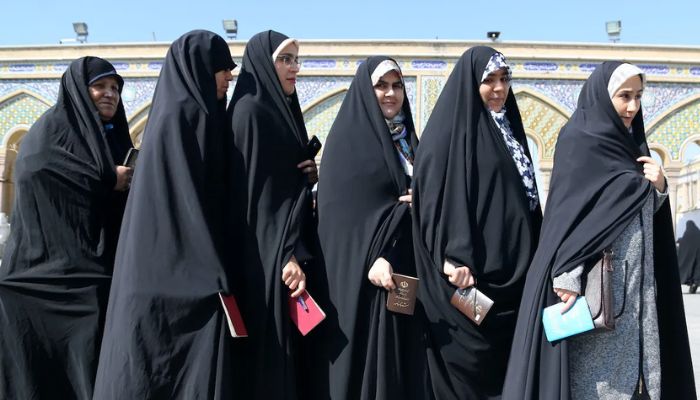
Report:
0,127,28,214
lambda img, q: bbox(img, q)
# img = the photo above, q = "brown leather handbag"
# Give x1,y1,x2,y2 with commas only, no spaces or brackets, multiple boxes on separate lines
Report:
583,248,615,331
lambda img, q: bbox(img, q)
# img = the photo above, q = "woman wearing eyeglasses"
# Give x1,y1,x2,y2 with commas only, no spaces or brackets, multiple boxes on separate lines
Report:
411,46,542,399
228,30,318,400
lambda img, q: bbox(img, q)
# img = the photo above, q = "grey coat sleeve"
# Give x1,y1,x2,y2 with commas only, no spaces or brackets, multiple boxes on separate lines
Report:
553,264,585,293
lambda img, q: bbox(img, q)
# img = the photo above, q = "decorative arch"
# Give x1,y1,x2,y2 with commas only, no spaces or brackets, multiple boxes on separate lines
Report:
647,92,700,133
514,89,571,160
302,87,349,113
524,129,544,162
0,89,53,107
127,102,152,147
2,125,31,148
0,125,28,215
677,133,700,163
302,89,348,150
648,143,672,167
647,96,700,161
0,91,52,142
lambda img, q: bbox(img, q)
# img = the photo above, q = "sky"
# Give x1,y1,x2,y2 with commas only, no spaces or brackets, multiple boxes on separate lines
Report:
1,0,699,46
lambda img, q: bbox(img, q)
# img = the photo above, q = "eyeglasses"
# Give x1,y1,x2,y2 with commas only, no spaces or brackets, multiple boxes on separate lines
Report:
276,55,302,68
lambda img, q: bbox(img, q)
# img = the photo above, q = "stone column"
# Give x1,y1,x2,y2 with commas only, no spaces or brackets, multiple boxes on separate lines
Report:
538,160,553,209
666,164,683,229
0,147,17,215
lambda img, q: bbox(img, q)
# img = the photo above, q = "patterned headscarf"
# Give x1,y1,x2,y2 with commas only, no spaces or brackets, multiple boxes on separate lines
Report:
481,52,512,83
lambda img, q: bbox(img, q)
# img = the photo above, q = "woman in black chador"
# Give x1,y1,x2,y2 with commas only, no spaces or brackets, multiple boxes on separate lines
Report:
411,46,542,399
0,56,133,400
316,56,428,400
92,30,237,399
502,62,695,399
678,220,700,293
228,30,318,399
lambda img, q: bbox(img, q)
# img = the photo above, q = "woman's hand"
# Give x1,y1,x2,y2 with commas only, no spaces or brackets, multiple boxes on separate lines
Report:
637,156,666,192
443,260,475,289
368,257,396,290
282,255,306,297
297,159,318,185
554,288,579,314
113,165,133,191
398,189,412,207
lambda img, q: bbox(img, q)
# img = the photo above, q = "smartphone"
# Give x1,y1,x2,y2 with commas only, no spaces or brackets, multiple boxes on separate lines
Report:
123,148,139,168
306,136,322,159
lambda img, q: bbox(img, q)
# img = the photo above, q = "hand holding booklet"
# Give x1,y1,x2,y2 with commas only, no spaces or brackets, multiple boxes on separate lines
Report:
289,290,326,336
542,296,595,342
386,273,419,315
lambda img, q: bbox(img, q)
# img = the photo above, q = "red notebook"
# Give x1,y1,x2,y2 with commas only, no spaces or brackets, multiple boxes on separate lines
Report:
288,290,326,336
219,293,248,338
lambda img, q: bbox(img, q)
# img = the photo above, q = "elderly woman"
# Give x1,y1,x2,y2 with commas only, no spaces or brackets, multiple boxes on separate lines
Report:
0,56,133,399
228,30,318,399
412,46,542,399
93,30,236,399
316,56,427,400
503,62,695,399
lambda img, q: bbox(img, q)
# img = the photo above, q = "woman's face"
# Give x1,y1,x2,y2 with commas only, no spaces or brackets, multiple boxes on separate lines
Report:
611,75,643,128
373,70,405,119
274,42,300,96
215,69,234,100
479,68,510,112
89,76,120,121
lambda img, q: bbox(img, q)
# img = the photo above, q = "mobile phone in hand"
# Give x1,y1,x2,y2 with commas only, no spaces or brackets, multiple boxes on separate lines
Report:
123,148,139,168
306,136,322,159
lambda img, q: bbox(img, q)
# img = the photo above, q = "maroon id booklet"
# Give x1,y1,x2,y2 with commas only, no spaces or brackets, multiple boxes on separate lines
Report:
289,290,326,336
219,293,248,338
386,273,419,315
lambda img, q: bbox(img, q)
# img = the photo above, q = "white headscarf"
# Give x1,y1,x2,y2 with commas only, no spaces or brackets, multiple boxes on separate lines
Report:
370,59,403,86
607,63,646,99
271,38,299,62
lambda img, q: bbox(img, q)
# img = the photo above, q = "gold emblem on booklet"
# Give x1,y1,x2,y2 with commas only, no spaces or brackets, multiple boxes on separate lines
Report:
386,273,419,315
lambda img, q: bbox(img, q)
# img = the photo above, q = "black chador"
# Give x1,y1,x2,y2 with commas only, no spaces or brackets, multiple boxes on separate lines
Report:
315,56,428,400
411,46,542,399
678,220,700,291
0,56,132,400
93,30,237,399
227,30,316,400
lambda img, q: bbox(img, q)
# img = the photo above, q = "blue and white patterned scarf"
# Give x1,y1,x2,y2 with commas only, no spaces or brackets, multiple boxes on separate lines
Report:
386,111,414,175
482,52,539,210
489,108,539,210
